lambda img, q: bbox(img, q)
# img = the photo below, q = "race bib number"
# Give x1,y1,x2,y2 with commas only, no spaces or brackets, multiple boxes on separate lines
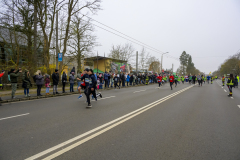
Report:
85,78,89,83
89,79,92,84
170,78,172,81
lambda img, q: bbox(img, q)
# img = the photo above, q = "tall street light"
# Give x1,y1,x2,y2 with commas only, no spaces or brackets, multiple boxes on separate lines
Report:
161,52,168,74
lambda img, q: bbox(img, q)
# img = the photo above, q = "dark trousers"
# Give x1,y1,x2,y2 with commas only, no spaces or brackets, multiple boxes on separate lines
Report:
229,86,233,95
114,82,120,88
127,82,129,86
105,80,108,88
198,80,202,86
122,80,125,87
170,82,173,89
70,83,74,92
158,82,162,87
37,85,42,96
86,88,96,105
175,80,178,86
62,82,66,92
193,80,195,84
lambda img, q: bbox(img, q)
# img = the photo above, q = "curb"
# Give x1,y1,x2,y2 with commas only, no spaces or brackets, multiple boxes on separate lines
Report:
0,83,154,104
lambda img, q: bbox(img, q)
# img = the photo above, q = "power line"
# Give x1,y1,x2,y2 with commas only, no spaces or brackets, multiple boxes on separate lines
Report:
81,14,180,61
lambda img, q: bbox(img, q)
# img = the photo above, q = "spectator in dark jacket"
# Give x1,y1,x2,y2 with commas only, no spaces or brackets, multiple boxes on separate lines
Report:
52,69,59,94
35,70,45,96
121,73,126,87
69,72,75,92
22,69,32,97
62,72,67,93
104,72,109,88
10,68,22,99
130,74,133,85
71,67,75,74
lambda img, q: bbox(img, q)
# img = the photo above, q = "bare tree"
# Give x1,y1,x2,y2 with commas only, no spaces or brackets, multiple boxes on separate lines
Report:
108,43,134,63
139,47,150,71
147,56,160,73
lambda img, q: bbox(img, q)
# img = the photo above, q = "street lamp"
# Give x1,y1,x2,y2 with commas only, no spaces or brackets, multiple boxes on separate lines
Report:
161,52,168,74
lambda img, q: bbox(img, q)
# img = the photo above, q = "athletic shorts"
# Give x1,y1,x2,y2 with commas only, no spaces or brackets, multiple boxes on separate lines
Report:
80,84,86,89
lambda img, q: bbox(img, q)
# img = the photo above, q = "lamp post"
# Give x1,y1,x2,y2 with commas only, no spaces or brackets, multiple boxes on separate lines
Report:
161,52,168,74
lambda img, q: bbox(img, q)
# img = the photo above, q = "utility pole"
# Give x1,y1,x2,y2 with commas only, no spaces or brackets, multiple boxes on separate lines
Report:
172,63,174,73
56,9,59,69
161,52,168,75
34,0,37,65
136,51,138,74
97,52,98,73
104,52,106,72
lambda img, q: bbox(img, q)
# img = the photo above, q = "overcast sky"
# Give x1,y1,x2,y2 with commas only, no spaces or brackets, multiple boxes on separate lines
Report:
91,0,240,74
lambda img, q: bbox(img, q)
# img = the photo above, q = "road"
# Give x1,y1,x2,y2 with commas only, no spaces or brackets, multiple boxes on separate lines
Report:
0,80,240,160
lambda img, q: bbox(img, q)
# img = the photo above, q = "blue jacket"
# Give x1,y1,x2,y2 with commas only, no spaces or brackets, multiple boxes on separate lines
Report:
126,75,130,82
89,74,97,89
104,73,108,80
207,76,211,80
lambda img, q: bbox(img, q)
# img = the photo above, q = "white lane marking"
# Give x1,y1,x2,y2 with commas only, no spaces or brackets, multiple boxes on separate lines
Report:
133,90,146,93
97,96,116,101
224,89,227,92
42,86,194,160
26,86,193,160
231,97,234,99
238,105,240,108
0,113,29,121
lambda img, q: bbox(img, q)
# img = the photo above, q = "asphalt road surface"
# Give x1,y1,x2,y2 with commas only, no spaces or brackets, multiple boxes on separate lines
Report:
1,80,240,160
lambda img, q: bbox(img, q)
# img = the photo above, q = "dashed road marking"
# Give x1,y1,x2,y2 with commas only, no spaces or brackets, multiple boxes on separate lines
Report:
231,97,234,99
133,90,146,93
224,89,227,92
0,113,29,121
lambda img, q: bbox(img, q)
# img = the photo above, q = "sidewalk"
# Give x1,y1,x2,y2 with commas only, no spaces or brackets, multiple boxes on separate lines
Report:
0,83,153,103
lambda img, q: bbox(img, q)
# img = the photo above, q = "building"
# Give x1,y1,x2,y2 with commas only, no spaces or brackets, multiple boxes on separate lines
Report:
84,56,129,73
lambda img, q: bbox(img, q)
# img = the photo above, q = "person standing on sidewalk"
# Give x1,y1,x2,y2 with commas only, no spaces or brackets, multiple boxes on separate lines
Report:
52,69,59,95
114,74,120,89
45,75,51,95
0,70,5,105
126,74,130,86
69,72,75,92
35,70,45,96
22,69,31,97
10,68,22,99
62,71,67,93
76,71,81,91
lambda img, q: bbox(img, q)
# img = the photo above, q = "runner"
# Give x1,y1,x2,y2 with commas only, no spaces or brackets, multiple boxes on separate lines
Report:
169,74,174,90
222,75,225,86
174,74,178,87
178,75,181,84
181,75,185,84
197,73,202,87
78,70,87,99
204,76,207,84
114,74,120,89
157,74,162,88
86,69,97,108
207,75,211,84
211,76,213,84
227,74,235,97
189,75,192,84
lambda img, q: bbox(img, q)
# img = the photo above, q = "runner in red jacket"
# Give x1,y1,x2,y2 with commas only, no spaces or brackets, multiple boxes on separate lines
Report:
157,74,163,88
0,70,5,106
169,74,175,90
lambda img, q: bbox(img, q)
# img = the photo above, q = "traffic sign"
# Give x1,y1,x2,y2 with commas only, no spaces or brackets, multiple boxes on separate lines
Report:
58,53,62,62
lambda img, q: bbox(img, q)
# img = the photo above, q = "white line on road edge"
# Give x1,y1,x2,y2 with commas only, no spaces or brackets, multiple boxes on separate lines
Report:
0,113,29,121
26,86,193,160
231,97,234,99
224,89,227,92
238,105,240,109
133,90,146,93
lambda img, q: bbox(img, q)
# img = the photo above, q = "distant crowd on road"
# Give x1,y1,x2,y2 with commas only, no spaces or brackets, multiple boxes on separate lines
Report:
0,67,239,106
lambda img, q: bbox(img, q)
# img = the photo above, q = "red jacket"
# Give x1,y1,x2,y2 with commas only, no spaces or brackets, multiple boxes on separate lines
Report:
169,76,174,82
0,72,4,78
157,76,162,82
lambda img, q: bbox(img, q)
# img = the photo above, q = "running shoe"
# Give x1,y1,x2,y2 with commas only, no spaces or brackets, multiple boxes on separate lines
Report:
78,95,83,99
99,93,102,98
86,104,92,108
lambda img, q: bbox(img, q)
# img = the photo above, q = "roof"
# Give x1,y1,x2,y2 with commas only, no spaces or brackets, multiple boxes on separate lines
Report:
93,68,104,73
85,56,127,63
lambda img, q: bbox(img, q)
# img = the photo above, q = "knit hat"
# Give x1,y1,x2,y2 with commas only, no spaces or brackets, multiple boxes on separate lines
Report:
10,69,15,72
55,69,58,72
